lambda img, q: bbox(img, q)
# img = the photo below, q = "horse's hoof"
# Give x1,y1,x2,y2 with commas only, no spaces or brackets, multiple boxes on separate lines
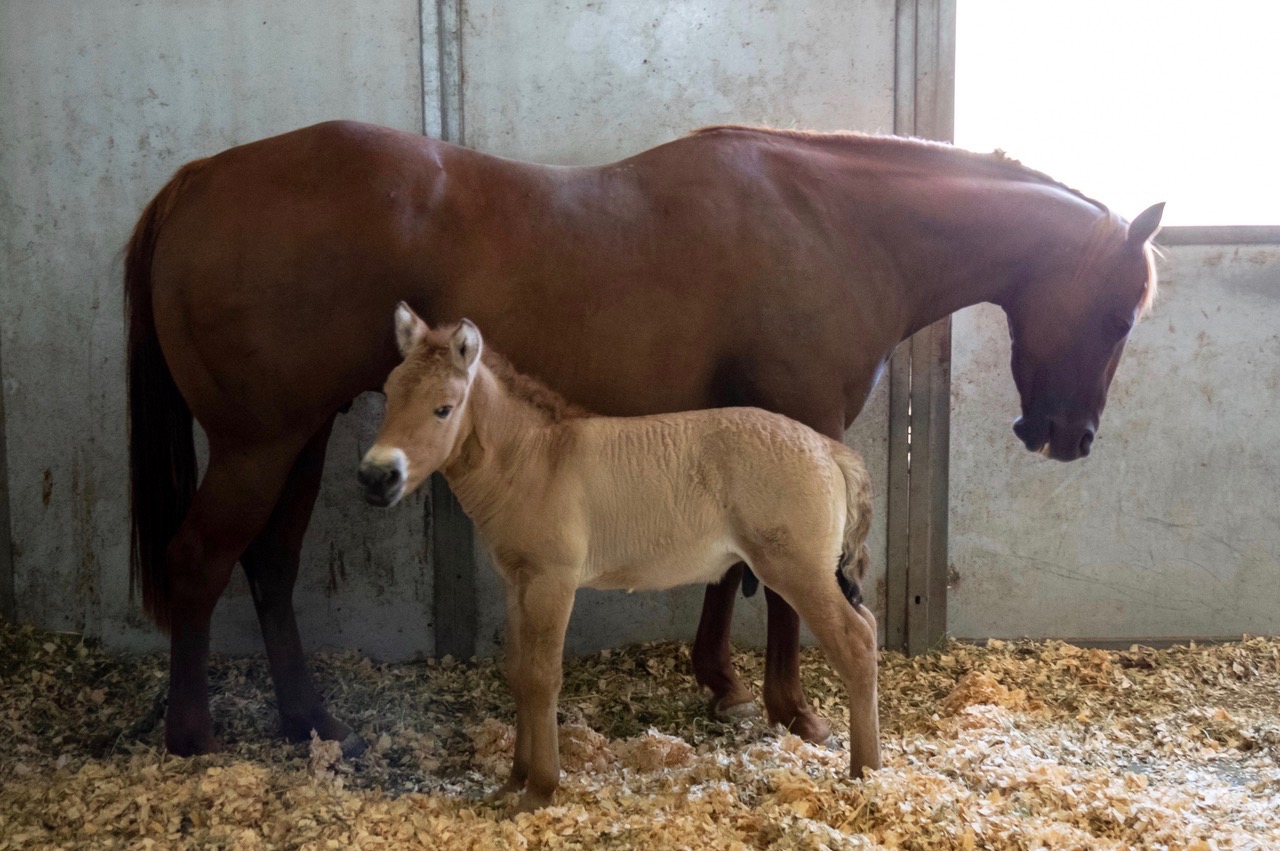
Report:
772,708,831,744
165,729,224,757
340,732,368,759
714,698,763,721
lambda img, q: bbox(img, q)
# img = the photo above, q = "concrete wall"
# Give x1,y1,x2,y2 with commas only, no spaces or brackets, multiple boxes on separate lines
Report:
0,0,431,657
1,0,898,659
949,243,1280,641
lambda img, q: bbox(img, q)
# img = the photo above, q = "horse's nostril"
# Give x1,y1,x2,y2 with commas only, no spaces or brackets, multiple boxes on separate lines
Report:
1079,430,1095,455
386,466,402,484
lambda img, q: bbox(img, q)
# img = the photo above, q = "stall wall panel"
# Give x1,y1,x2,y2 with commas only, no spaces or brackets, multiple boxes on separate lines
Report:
0,0,430,656
458,0,898,654
2,0,900,659
949,245,1280,641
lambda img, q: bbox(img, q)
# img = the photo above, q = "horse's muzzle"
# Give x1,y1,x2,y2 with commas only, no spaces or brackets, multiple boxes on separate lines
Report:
1013,415,1095,462
358,460,405,507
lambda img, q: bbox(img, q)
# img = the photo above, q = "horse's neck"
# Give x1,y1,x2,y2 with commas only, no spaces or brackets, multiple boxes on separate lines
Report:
441,366,550,527
832,150,1102,340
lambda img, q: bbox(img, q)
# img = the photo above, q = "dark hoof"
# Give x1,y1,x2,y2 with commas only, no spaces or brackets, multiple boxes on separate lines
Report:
339,731,368,759
165,728,224,757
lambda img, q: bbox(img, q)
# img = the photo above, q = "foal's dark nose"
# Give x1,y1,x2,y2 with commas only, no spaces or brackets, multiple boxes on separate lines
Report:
358,462,403,506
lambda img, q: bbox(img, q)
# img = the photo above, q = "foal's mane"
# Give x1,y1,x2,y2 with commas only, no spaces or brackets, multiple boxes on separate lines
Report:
481,349,589,423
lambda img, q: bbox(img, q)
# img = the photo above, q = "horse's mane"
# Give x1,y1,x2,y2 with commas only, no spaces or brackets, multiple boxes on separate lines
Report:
691,125,1109,214
481,349,589,423
695,124,1160,316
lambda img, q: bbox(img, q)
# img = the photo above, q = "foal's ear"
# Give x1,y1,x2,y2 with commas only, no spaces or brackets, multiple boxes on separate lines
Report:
1127,202,1165,246
394,301,428,358
450,318,482,373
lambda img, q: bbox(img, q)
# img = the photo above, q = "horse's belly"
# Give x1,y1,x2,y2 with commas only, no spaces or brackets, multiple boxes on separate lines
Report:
581,536,741,593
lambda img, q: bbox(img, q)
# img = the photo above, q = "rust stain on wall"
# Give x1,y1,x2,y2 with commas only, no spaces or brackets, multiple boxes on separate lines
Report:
326,540,348,597
69,457,100,632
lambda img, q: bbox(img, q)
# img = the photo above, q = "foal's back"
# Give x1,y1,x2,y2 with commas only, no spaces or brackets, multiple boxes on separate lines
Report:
543,407,858,593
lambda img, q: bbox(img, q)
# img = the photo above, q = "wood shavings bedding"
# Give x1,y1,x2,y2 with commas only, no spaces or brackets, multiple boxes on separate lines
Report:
2,620,1279,849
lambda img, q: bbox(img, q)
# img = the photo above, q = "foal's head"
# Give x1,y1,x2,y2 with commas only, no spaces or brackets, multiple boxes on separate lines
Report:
1003,201,1164,461
358,304,482,507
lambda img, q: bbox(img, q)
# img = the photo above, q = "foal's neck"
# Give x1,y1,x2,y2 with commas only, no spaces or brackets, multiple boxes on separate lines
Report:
440,364,555,526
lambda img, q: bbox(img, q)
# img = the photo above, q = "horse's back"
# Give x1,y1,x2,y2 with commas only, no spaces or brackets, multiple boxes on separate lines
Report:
141,121,883,446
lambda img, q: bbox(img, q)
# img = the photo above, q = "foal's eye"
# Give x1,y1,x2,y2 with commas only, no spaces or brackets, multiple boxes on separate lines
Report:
434,405,453,419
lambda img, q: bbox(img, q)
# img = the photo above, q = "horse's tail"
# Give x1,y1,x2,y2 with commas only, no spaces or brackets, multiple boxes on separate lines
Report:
832,443,874,608
124,159,208,632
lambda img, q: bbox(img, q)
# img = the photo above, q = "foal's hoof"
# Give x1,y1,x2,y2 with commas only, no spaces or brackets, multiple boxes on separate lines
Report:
514,790,555,814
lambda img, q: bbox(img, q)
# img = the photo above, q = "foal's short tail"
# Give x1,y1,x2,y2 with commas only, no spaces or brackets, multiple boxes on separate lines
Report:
832,445,874,607
124,160,208,632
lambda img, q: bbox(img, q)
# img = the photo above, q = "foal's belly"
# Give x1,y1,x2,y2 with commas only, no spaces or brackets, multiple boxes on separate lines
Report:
580,536,743,593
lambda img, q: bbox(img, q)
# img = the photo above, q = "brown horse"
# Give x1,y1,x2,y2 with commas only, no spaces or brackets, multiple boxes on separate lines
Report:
360,310,878,810
124,120,1161,756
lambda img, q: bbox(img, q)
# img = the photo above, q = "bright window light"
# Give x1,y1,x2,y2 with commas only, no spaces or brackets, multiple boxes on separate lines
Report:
955,1,1280,226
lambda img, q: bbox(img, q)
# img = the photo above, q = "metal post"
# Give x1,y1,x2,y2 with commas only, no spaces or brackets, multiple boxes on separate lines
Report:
888,0,955,654
421,0,475,658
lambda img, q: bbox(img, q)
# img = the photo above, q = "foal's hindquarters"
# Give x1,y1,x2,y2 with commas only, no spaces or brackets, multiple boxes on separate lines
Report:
484,413,882,811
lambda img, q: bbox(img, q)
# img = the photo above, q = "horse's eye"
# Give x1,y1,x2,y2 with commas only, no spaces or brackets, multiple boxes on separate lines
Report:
434,405,453,419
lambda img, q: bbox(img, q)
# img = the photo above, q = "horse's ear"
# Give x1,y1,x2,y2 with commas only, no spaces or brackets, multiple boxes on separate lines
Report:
394,301,427,358
1128,202,1165,246
450,318,482,373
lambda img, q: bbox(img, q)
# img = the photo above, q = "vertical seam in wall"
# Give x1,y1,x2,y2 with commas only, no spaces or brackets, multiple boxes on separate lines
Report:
0,333,14,620
418,0,428,136
431,0,464,145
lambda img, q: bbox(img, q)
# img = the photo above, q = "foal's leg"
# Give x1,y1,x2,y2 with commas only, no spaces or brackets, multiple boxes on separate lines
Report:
692,563,759,717
495,588,531,797
164,440,303,756
239,416,363,755
776,578,881,776
507,573,576,813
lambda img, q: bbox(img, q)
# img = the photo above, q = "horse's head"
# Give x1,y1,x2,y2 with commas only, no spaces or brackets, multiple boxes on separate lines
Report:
1003,202,1163,461
359,304,482,507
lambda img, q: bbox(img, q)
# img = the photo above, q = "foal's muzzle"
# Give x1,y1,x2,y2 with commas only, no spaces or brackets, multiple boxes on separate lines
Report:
358,449,408,508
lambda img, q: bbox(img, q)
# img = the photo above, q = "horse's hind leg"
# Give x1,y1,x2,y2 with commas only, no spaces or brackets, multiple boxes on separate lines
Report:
164,439,303,756
239,415,364,756
773,577,881,776
763,588,832,742
692,563,759,718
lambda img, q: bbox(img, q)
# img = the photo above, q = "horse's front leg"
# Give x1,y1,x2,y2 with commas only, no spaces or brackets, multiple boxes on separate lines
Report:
692,564,759,717
506,571,576,813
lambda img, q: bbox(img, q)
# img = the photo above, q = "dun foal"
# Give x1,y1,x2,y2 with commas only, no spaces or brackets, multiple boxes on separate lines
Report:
359,306,880,811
